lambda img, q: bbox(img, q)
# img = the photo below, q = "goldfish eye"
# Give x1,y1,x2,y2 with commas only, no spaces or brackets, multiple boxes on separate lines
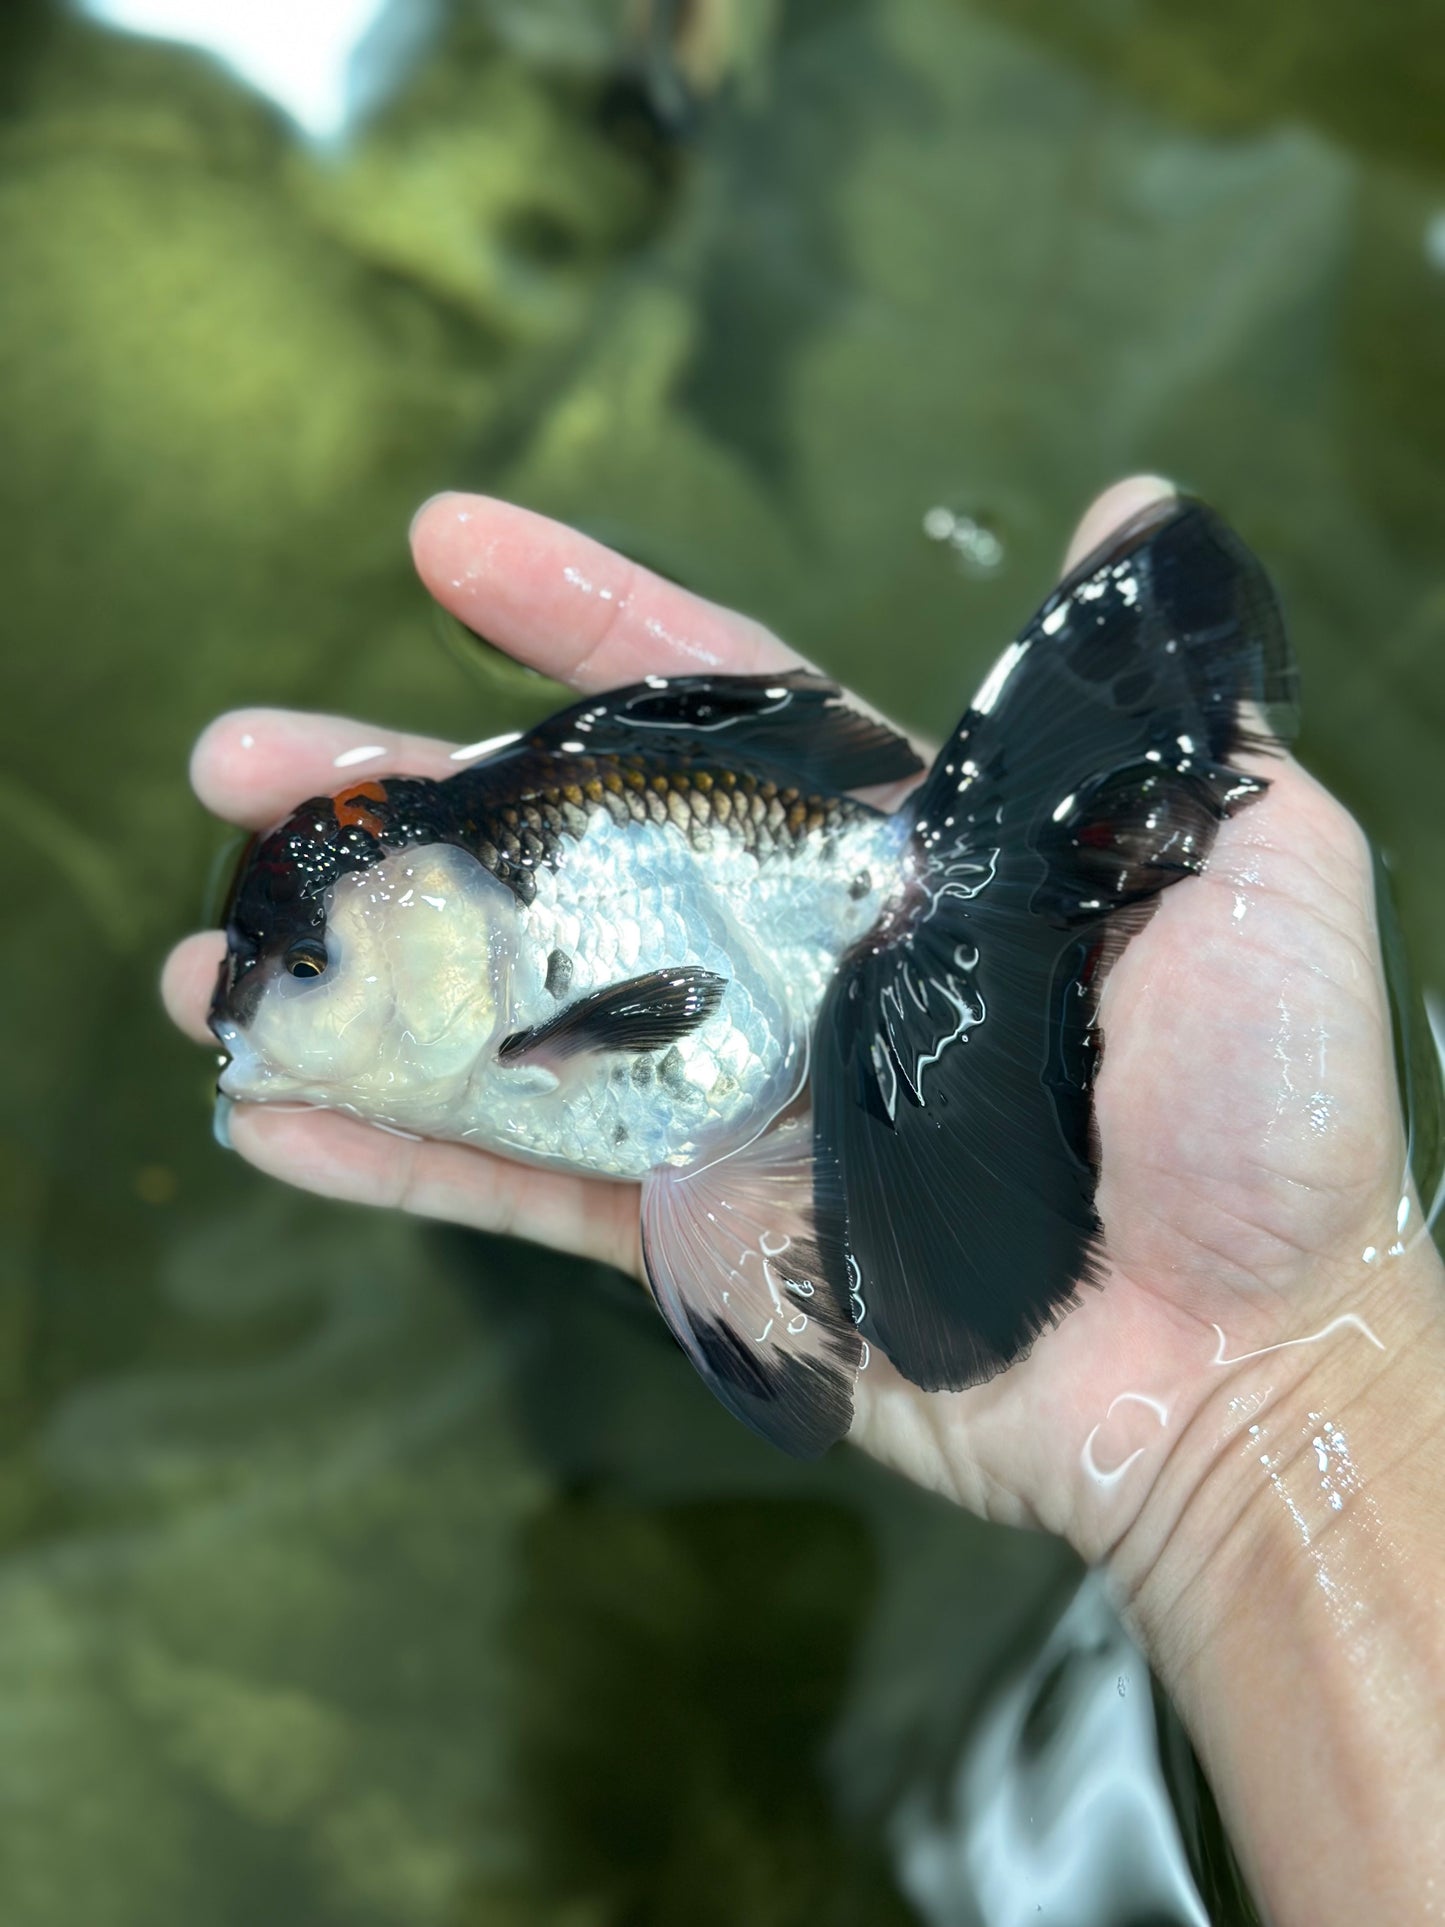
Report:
284,939,329,979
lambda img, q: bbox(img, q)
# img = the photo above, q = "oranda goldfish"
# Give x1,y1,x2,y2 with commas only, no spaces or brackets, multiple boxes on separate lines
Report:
210,498,1297,1454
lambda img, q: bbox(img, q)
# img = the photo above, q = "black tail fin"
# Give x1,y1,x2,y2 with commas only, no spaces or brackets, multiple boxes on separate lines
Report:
813,497,1299,1393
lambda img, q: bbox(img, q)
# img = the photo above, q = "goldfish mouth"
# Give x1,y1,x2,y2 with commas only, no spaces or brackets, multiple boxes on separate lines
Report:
212,1020,306,1103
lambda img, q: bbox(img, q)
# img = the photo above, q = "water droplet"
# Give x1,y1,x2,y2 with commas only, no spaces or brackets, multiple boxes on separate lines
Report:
921,504,1006,575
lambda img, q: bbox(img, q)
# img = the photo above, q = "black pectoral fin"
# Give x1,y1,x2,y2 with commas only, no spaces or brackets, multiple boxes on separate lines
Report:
816,497,1300,1394
524,670,923,793
642,1116,862,1457
498,967,727,1067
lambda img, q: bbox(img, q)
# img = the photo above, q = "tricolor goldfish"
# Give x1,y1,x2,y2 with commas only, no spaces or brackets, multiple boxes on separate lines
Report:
210,499,1297,1454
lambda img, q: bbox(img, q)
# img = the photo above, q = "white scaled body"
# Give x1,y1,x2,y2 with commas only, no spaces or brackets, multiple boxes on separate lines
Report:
219,805,907,1178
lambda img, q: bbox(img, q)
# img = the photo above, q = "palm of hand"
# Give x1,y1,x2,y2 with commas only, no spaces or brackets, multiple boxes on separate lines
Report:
164,481,1402,1555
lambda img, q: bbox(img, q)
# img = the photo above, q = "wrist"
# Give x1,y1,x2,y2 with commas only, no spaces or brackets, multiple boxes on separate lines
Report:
1106,1241,1445,1923
1113,1237,1445,1672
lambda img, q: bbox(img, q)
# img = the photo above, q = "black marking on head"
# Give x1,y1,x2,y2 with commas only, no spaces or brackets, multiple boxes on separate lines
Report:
545,948,574,999
211,797,388,1028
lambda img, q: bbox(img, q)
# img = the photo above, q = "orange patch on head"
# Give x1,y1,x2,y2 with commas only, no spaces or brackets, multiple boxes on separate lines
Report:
333,780,388,836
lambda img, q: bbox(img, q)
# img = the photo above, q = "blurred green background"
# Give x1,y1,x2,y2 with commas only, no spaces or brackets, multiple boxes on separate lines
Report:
2,1,1442,1921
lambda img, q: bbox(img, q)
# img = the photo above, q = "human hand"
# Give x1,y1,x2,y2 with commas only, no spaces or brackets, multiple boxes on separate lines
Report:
162,479,1440,1581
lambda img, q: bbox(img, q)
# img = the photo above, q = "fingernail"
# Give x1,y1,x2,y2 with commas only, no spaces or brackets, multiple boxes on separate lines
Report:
409,491,460,542
213,1094,235,1151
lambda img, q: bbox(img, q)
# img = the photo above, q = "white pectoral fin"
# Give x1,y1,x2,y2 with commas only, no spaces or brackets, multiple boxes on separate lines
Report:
640,1114,862,1458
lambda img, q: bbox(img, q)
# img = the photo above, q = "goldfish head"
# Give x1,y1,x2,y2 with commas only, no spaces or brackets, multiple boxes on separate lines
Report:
210,793,526,1130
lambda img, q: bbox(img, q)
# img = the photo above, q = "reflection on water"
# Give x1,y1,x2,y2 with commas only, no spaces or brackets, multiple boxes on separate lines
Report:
895,1576,1208,1927
473,1495,919,1925
2,0,1443,1921
75,0,432,140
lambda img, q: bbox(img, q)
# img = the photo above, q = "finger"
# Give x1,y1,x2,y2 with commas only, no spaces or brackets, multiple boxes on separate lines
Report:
163,930,224,1044
411,492,801,689
191,708,470,829
224,1101,644,1279
198,485,1177,833
1062,475,1177,574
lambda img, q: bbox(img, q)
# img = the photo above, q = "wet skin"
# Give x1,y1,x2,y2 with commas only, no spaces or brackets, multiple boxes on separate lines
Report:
164,479,1445,1924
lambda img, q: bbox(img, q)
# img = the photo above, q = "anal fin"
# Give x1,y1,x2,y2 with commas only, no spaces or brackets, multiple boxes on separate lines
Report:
641,1116,861,1457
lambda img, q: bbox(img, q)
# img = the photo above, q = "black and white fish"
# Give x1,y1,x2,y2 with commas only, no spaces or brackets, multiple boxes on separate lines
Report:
210,498,1298,1455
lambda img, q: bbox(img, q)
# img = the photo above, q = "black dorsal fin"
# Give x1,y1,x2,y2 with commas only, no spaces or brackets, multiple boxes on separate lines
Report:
497,967,727,1067
521,671,922,794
